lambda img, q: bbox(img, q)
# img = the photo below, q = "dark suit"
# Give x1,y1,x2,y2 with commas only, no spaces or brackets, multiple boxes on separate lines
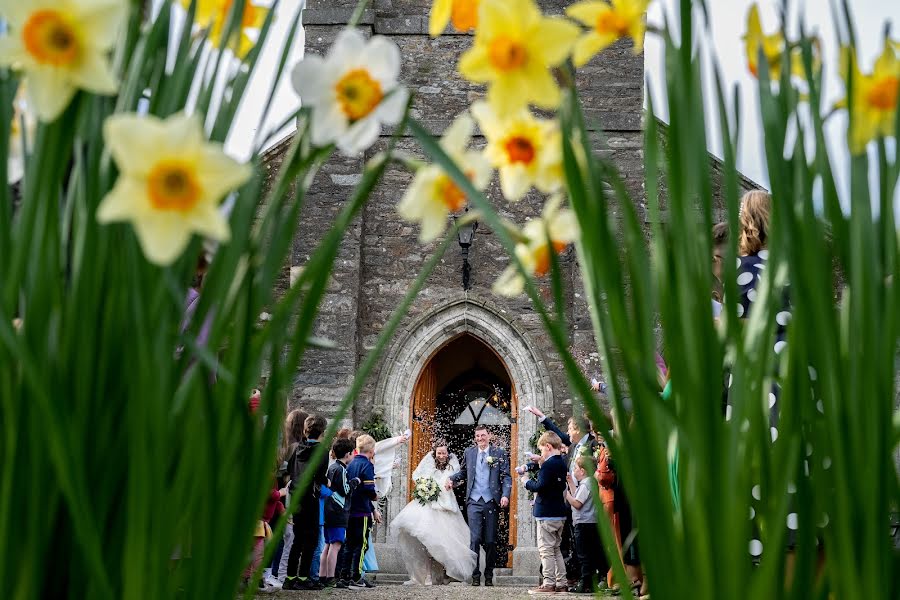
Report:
450,444,512,581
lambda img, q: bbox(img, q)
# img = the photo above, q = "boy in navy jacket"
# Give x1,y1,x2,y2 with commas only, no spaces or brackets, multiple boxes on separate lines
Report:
521,431,568,594
338,434,380,589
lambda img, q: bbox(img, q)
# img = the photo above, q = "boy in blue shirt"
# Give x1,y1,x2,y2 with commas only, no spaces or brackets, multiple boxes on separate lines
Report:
338,434,380,589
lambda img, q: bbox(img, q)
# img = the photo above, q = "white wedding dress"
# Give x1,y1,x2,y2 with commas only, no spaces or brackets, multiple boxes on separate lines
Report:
390,453,476,585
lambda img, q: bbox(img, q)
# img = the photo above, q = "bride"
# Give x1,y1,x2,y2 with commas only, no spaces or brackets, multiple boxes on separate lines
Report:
391,440,476,585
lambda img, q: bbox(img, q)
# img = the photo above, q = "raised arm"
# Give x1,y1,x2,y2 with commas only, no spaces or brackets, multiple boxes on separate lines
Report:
541,417,572,447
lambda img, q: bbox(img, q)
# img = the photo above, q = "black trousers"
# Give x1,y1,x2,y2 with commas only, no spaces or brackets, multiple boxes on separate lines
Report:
573,523,609,586
286,504,319,579
561,513,579,581
467,499,498,580
339,515,371,582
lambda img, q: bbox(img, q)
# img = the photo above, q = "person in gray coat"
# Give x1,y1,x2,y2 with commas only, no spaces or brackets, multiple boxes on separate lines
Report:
445,425,512,586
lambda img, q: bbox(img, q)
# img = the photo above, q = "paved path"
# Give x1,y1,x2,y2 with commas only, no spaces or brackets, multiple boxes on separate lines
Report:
270,583,619,599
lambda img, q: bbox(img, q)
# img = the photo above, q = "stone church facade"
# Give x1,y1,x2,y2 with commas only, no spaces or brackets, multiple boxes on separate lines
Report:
263,0,757,576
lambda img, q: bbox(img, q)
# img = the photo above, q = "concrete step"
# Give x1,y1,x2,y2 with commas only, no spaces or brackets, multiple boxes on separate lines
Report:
372,573,539,587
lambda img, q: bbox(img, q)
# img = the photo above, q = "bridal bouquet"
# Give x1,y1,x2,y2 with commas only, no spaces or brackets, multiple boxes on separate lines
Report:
412,477,442,505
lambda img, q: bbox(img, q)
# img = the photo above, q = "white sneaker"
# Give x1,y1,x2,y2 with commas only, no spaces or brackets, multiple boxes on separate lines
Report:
264,574,283,589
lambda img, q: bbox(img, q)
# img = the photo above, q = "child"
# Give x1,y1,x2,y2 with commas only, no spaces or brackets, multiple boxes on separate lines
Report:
521,431,568,594
283,415,329,591
320,438,358,587
338,434,379,589
565,455,607,594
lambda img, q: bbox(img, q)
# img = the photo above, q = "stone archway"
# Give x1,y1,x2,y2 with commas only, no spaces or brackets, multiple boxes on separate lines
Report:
372,298,552,575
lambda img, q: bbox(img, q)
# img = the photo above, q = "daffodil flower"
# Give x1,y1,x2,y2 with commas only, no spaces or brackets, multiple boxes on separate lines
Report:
97,113,252,266
470,101,563,202
0,0,124,122
8,86,35,184
566,0,649,66
840,41,899,155
397,113,492,243
182,0,268,59
429,0,480,37
743,3,814,81
493,195,579,297
458,0,579,114
292,28,409,157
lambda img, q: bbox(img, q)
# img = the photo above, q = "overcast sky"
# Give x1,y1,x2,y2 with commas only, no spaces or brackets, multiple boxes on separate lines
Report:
223,0,899,212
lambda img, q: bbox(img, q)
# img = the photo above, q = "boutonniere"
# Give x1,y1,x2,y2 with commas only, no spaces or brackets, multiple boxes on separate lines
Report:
485,455,497,467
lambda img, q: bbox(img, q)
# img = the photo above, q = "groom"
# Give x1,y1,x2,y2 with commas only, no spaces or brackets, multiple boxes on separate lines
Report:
445,425,512,586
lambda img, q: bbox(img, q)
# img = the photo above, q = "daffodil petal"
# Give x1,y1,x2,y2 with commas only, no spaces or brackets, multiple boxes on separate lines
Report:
196,146,252,202
310,104,346,147
499,163,532,201
429,0,453,36
367,35,402,85
132,213,194,266
26,67,77,122
522,64,561,110
534,17,580,66
338,116,381,156
572,32,612,67
69,51,118,95
97,177,145,223
492,264,525,297
458,45,493,83
440,113,475,155
566,1,605,26
78,0,128,49
417,201,450,243
292,55,332,107
330,28,368,66
186,204,231,242
374,87,410,126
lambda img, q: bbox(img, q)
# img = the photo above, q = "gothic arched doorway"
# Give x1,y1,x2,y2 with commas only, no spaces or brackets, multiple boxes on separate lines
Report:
409,333,518,569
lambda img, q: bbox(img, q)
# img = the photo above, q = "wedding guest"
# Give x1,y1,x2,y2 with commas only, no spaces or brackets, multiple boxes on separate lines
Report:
272,409,308,582
565,455,607,594
522,431,568,594
283,415,328,590
339,434,380,589
526,406,596,589
321,438,359,587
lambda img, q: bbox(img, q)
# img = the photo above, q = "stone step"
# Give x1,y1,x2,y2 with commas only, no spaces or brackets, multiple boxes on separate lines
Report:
372,573,539,587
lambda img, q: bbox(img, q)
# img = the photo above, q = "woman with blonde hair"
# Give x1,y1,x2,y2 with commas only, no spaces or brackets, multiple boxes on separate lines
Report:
738,189,771,256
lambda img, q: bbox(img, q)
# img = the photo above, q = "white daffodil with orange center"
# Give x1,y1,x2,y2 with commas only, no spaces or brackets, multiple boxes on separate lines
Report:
292,28,408,157
566,0,649,66
182,0,268,59
0,0,124,121
493,195,579,297
471,101,563,202
840,41,899,155
458,0,579,114
429,0,480,37
97,113,252,266
397,113,492,243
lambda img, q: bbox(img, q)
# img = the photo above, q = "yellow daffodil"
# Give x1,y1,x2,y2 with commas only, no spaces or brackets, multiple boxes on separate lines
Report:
743,3,815,81
840,41,899,155
183,0,267,59
429,0,480,37
397,113,492,243
292,28,409,157
8,86,35,184
97,113,252,266
493,195,579,296
566,0,649,66
458,0,579,114
0,0,124,122
471,101,563,202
